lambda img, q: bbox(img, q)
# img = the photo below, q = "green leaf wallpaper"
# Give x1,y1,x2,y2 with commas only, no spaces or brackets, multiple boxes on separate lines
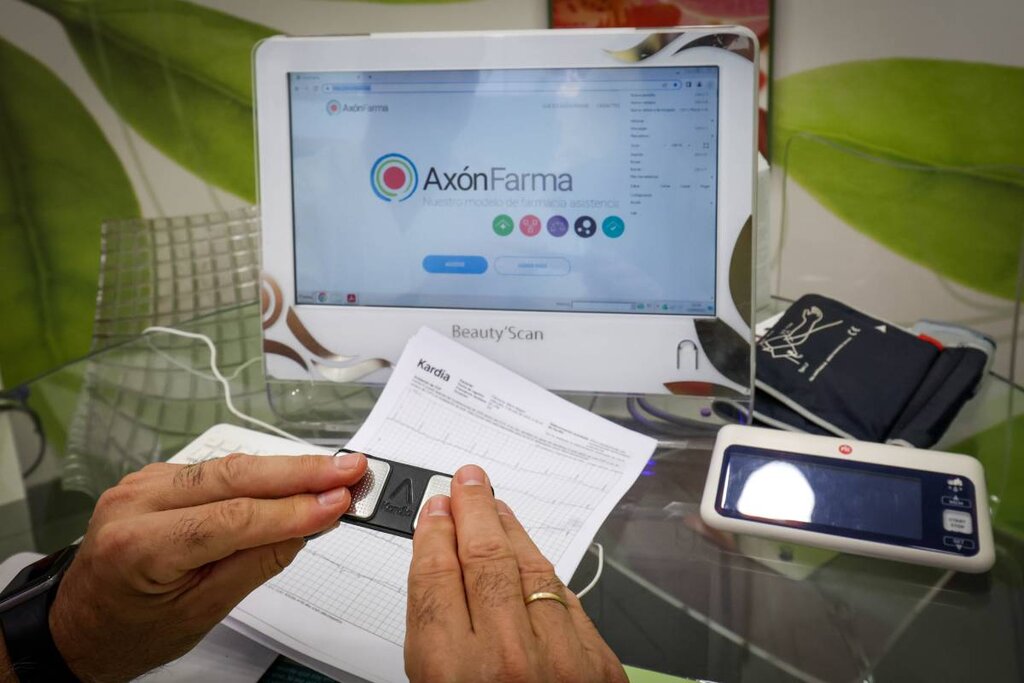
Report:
23,0,276,202
954,414,1024,539
0,37,139,387
0,0,493,388
774,59,1024,300
0,3,1020,528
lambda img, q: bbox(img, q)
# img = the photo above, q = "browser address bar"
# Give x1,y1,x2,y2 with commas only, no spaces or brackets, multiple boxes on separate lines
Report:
322,80,682,94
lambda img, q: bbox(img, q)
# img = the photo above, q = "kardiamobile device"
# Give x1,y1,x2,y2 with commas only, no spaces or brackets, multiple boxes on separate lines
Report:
255,28,758,395
336,449,453,538
700,425,994,573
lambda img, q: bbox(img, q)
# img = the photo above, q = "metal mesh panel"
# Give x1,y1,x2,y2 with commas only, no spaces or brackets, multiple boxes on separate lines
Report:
92,206,261,347
64,208,266,497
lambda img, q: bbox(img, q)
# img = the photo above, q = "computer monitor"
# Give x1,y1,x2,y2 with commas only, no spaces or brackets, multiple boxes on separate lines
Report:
256,28,757,395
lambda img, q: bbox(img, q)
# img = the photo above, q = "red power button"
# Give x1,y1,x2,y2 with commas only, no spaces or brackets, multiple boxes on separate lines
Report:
839,444,853,455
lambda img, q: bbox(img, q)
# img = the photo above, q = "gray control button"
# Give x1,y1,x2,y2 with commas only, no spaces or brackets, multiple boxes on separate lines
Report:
413,475,453,530
345,457,392,520
943,536,975,551
942,509,973,535
941,495,972,509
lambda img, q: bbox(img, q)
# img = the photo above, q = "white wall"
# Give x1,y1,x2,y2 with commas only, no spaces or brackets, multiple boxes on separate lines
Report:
770,0,1023,377
0,0,549,218
1,0,1018,376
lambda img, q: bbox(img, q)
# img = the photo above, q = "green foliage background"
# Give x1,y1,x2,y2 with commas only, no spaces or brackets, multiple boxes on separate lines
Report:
0,37,139,388
773,58,1024,300
1,2,1022,535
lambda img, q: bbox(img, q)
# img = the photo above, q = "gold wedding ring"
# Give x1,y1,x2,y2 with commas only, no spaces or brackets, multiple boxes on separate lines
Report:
524,591,568,609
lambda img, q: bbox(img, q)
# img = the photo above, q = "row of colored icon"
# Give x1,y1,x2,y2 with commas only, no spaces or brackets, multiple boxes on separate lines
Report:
492,214,625,239
315,291,358,304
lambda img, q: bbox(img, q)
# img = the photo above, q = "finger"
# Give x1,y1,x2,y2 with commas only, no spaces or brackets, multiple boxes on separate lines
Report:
153,452,367,510
89,463,189,523
130,487,352,583
494,500,574,639
449,465,532,636
120,462,179,485
406,495,471,664
191,537,305,622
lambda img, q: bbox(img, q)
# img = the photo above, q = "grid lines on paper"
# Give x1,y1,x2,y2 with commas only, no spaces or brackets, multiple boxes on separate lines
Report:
361,380,624,565
269,525,412,646
171,379,636,649
169,430,413,647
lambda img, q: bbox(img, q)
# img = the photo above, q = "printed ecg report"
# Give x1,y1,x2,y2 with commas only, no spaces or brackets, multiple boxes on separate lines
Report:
177,328,657,682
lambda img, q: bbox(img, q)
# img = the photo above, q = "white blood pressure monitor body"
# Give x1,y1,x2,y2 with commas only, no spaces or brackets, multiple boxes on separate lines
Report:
701,426,994,573
255,28,758,395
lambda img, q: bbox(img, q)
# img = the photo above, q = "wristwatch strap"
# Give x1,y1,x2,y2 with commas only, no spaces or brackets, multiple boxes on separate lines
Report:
0,546,80,682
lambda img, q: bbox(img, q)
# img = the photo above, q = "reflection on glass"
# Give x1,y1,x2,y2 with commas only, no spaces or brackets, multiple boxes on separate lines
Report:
734,461,815,523
721,448,925,539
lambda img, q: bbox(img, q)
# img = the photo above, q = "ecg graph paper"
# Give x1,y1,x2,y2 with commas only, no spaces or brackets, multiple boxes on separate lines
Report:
266,376,630,647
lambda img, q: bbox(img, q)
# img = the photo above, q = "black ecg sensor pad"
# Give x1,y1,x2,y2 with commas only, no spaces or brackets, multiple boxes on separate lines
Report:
336,449,453,538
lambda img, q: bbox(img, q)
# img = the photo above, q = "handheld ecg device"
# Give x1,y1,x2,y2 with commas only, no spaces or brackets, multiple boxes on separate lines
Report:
334,449,453,539
255,28,758,395
700,426,995,573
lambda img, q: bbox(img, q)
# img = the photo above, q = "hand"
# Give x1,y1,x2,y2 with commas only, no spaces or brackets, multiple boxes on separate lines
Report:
405,464,627,683
49,452,367,682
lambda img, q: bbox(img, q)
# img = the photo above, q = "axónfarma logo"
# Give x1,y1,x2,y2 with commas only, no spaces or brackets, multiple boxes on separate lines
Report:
370,153,418,202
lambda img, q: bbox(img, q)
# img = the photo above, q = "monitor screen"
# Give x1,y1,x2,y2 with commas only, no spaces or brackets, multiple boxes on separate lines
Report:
288,66,719,316
720,448,924,540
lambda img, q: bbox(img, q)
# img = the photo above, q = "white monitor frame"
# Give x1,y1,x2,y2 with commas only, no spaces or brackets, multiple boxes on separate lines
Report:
256,28,758,395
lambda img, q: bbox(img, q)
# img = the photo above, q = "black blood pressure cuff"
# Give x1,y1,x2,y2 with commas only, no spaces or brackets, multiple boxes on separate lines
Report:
885,345,989,447
750,390,834,437
753,294,991,448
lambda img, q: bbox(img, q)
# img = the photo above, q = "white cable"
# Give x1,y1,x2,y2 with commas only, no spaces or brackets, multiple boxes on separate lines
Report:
142,326,308,444
145,334,262,382
574,542,604,598
140,328,611,593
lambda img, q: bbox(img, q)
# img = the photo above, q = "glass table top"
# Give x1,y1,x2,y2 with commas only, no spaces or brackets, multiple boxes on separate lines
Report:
2,302,1022,682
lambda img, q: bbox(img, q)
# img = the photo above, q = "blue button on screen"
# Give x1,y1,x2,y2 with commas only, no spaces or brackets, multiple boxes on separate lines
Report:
422,255,488,274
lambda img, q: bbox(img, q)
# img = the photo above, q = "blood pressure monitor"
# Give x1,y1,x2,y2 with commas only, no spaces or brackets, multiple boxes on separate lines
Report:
700,426,994,573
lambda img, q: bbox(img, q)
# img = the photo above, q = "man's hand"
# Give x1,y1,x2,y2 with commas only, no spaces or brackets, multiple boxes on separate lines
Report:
405,464,627,683
49,452,367,682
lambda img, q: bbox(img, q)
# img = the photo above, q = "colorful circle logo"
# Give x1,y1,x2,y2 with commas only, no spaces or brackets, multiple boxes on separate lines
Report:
520,215,542,237
326,99,341,115
492,214,514,236
547,215,569,237
370,153,418,202
574,216,597,238
602,215,625,238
